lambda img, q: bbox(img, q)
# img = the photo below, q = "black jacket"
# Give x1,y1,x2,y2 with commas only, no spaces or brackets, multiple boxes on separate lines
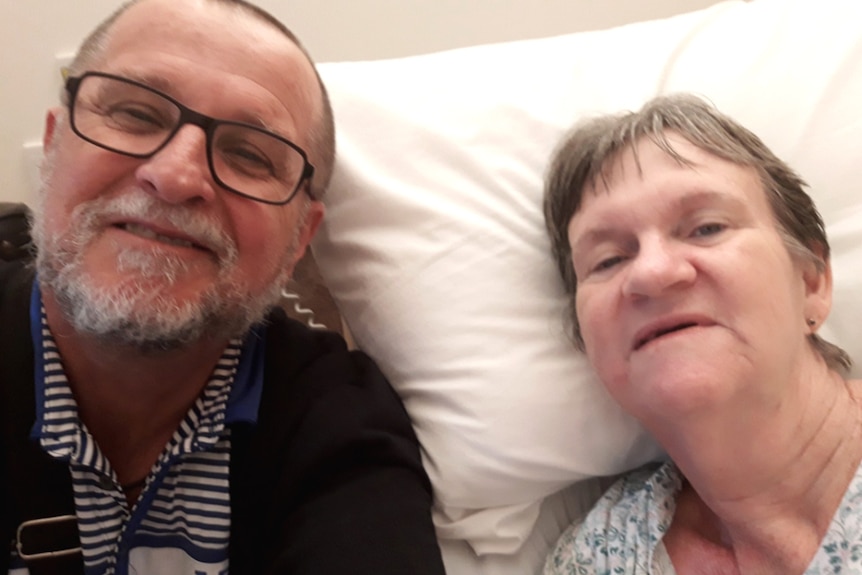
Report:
0,260,445,574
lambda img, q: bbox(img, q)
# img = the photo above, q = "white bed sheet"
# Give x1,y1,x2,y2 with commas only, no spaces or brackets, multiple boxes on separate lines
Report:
439,477,610,575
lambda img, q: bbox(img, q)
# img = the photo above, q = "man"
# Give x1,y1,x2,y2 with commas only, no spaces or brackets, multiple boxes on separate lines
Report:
0,0,446,573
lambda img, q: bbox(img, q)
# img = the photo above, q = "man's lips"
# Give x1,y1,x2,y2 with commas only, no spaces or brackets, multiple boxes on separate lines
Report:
112,221,211,253
632,317,712,351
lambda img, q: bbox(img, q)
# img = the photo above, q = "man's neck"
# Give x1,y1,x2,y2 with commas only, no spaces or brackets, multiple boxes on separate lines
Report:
42,292,230,487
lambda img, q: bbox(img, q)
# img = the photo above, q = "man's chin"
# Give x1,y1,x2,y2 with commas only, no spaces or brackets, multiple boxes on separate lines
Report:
47,275,253,351
38,246,289,353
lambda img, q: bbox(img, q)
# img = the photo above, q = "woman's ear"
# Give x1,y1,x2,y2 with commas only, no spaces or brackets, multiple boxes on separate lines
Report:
801,246,832,330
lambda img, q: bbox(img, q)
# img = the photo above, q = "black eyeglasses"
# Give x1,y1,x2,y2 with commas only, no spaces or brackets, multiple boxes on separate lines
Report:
64,71,315,205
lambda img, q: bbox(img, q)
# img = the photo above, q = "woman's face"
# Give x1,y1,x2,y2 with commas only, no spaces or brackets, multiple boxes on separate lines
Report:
566,134,829,424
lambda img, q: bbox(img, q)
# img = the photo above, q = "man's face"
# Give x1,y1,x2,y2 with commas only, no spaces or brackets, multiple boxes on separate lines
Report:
34,0,324,349
566,134,824,427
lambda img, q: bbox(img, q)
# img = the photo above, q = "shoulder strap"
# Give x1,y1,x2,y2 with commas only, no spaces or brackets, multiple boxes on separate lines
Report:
0,262,83,575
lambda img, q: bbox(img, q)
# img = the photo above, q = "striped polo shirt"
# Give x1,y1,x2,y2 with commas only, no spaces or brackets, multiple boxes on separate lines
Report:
9,281,266,575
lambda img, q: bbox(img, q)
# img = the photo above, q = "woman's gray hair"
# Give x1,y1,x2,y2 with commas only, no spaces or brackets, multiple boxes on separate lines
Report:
544,93,850,373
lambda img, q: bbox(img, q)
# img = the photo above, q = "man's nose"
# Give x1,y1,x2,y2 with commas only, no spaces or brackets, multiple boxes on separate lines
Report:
135,125,217,204
621,235,696,299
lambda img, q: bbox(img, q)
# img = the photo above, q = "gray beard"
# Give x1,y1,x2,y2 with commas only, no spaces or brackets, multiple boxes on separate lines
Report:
32,189,293,354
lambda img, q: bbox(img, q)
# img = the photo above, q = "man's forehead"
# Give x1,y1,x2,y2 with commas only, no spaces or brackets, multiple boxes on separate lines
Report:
101,0,316,89
95,0,321,138
107,0,293,54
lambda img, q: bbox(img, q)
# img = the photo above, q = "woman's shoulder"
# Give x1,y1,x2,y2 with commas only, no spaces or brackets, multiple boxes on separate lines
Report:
544,461,682,575
805,458,862,573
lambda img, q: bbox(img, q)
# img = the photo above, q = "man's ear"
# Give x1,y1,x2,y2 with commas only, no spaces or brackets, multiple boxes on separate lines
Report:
43,108,62,151
286,200,325,274
300,200,325,248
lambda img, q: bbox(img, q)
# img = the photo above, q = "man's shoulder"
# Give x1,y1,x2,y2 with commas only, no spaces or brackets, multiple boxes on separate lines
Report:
260,307,390,398
0,259,34,319
264,306,349,360
0,258,34,285
230,312,434,575
258,307,408,430
262,307,359,385
0,202,33,263
233,306,420,498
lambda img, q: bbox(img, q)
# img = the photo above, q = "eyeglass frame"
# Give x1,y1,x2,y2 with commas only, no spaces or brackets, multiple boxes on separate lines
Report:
63,71,317,205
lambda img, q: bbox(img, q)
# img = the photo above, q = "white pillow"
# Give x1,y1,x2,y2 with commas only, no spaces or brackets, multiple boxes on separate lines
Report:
314,0,862,556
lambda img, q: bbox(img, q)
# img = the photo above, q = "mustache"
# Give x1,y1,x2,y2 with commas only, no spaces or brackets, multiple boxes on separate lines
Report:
71,191,239,264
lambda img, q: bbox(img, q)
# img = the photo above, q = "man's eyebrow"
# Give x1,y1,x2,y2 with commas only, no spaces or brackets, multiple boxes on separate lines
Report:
116,71,177,93
109,71,281,132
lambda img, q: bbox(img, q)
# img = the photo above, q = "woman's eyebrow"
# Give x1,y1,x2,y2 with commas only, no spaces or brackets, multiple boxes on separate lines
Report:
569,190,748,254
569,227,625,259
675,189,748,212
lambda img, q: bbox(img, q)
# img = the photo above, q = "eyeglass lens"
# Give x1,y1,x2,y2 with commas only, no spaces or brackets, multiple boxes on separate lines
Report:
70,74,307,204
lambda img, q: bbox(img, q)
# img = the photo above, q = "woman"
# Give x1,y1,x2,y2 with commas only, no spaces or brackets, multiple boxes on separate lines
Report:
542,94,862,574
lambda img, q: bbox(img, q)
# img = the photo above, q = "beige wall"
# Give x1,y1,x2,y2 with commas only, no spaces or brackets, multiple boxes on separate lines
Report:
0,0,722,205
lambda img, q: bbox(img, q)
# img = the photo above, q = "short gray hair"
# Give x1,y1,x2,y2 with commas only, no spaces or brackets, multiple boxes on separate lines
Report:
65,0,335,200
544,93,850,373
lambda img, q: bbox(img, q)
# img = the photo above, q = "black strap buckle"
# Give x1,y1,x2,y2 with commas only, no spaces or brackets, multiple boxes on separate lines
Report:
16,515,82,561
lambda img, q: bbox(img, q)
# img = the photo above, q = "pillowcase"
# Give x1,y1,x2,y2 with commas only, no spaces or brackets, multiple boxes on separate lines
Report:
314,0,862,554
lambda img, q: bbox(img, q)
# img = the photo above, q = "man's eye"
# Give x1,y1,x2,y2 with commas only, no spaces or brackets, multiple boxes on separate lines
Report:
105,103,170,131
224,146,276,177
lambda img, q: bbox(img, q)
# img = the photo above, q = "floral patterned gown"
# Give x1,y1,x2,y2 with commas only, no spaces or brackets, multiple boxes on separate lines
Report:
544,461,862,574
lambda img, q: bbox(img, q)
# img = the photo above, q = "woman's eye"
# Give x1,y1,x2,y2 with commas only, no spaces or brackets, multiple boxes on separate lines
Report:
592,255,625,273
691,222,726,238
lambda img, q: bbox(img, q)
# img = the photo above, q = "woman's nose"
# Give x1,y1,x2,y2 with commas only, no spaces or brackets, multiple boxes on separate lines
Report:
135,125,217,204
621,236,696,299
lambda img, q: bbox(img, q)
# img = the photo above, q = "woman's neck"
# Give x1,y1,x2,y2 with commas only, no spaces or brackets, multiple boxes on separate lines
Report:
656,369,862,573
